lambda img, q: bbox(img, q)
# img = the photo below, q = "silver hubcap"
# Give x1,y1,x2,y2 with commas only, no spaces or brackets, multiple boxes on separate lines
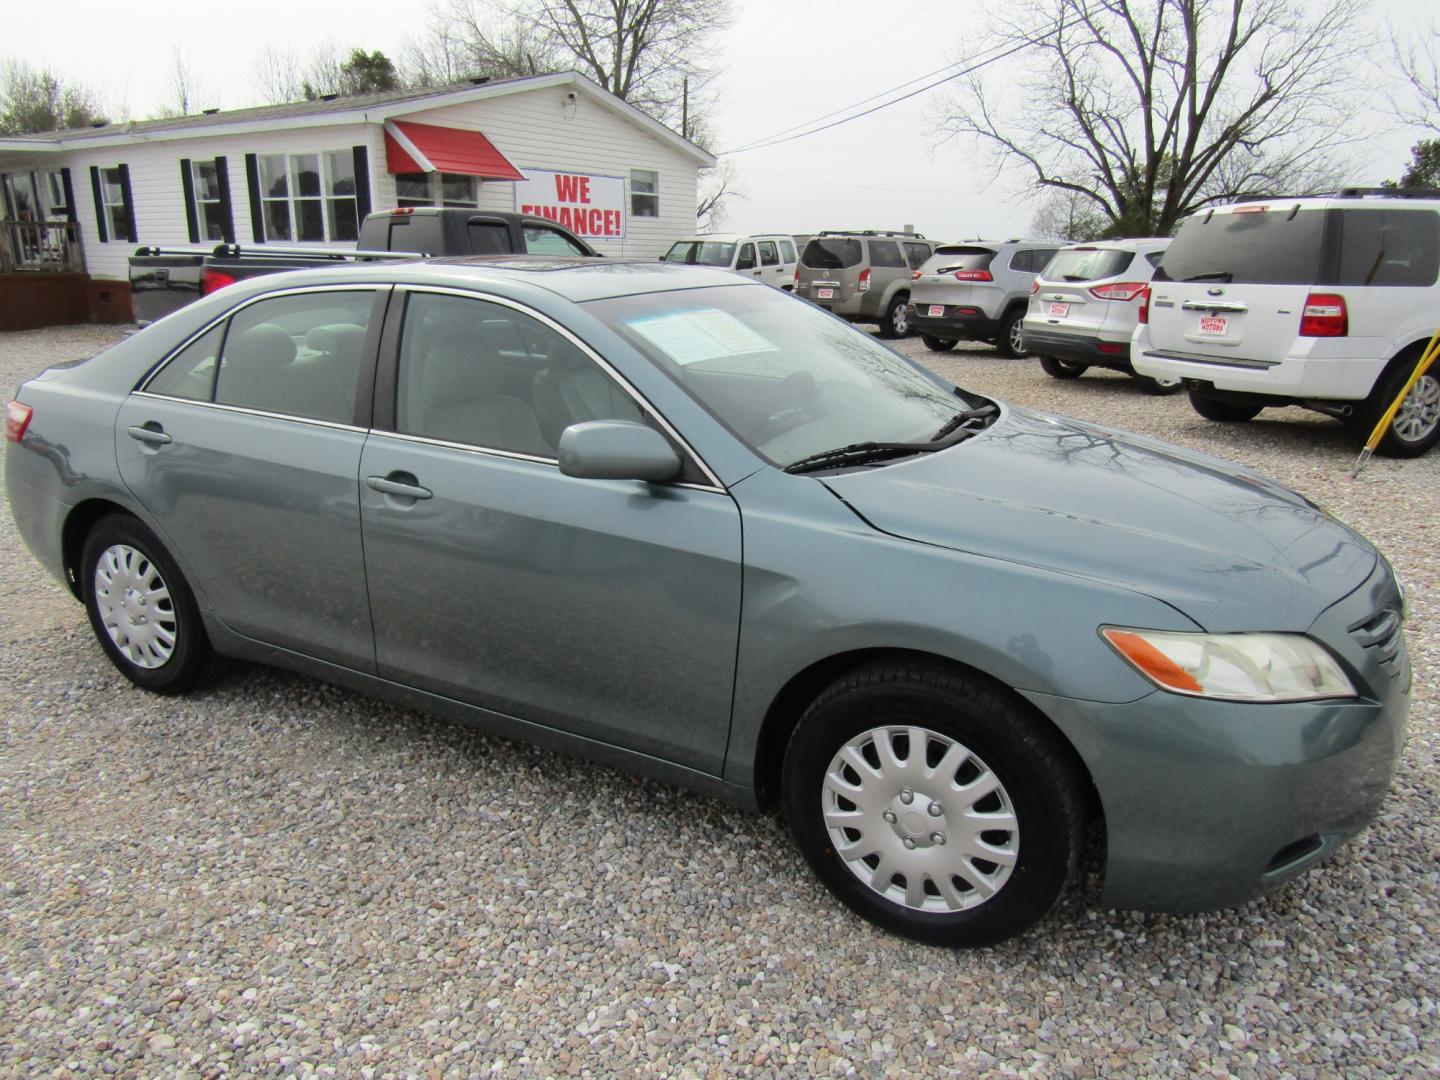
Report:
1009,320,1024,353
1393,373,1440,443
94,544,177,669
893,305,909,335
822,726,1019,913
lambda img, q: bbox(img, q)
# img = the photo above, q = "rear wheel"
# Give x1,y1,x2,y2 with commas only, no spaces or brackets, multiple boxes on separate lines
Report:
80,514,212,694
1039,355,1087,379
995,310,1027,358
1363,357,1440,458
921,334,957,352
1189,387,1263,422
1134,373,1184,396
879,295,912,339
783,661,1084,947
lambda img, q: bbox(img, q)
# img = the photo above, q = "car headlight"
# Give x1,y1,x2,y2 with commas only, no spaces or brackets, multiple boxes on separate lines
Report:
1101,627,1355,702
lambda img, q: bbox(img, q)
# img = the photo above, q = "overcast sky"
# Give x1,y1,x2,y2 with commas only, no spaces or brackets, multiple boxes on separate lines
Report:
7,0,1436,239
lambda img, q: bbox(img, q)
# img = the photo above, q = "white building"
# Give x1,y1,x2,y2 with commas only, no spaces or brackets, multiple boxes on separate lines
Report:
0,71,714,327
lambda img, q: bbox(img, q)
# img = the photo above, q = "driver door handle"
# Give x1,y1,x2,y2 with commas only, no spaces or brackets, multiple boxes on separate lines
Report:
366,474,433,500
127,424,172,446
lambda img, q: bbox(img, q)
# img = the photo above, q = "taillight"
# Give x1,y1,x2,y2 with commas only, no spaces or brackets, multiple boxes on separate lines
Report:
390,207,415,216
6,399,33,443
201,268,239,295
1030,279,1041,294
1089,282,1148,301
953,269,993,282
1300,293,1348,337
858,268,871,292
793,266,799,284
912,269,921,280
1137,285,1151,324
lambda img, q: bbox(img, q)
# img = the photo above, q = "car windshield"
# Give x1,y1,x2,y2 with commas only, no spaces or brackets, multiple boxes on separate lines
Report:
1043,248,1134,282
802,238,863,269
1154,208,1326,285
663,240,736,267
588,285,984,469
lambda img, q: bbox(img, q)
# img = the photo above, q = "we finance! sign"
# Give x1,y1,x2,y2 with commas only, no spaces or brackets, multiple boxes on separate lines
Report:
514,168,626,239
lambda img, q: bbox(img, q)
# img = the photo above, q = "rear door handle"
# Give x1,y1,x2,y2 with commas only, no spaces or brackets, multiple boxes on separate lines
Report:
127,424,172,446
366,474,433,500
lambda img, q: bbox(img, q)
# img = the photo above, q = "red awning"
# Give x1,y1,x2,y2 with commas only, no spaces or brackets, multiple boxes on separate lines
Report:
383,120,524,180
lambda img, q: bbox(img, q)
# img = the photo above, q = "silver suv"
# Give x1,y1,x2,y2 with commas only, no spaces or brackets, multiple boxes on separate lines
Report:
909,240,1061,356
1025,238,1179,393
1133,188,1440,457
794,231,936,337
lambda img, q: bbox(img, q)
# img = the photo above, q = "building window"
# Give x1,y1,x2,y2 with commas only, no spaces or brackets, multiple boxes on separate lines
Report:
259,152,358,242
99,167,133,241
395,172,479,208
630,170,658,218
192,160,226,241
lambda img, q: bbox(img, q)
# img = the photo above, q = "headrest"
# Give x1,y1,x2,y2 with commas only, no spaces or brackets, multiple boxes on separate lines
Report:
418,345,507,407
306,323,367,357
226,323,296,370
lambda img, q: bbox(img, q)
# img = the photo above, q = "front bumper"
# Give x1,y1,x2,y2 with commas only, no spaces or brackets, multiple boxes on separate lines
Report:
908,305,1002,341
1024,326,1135,373
1023,561,1410,912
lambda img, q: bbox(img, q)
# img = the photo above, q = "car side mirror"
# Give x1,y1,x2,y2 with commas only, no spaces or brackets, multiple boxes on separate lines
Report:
736,257,756,271
558,421,682,482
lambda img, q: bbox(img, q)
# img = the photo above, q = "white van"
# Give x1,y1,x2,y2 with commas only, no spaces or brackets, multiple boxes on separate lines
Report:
1133,190,1440,457
661,233,799,290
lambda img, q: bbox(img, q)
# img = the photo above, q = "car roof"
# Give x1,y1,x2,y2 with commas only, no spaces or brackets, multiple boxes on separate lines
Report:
1194,194,1440,219
1057,237,1172,252
668,233,792,243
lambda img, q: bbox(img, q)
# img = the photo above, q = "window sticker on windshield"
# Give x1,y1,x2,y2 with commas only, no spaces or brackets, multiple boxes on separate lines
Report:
628,308,779,365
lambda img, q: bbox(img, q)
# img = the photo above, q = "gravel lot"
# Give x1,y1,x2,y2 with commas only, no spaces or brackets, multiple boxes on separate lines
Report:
2,322,1437,1078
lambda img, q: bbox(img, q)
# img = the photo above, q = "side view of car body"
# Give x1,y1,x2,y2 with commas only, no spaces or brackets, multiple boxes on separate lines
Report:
1132,189,1440,457
1025,238,1178,393
794,230,935,337
661,232,799,290
909,240,1061,357
6,259,1410,946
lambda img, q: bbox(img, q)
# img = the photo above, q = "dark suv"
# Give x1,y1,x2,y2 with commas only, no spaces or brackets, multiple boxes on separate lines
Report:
794,230,936,337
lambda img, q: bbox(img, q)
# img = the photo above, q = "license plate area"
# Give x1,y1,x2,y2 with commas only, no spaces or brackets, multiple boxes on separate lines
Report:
817,288,835,299
927,304,944,317
1046,302,1069,318
1199,315,1228,336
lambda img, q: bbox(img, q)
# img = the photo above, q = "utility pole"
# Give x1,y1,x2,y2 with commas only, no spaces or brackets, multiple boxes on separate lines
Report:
682,77,689,140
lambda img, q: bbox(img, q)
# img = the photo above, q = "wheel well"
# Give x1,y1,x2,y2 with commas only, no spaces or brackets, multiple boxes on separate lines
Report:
60,499,133,599
750,647,1102,826
1002,299,1029,320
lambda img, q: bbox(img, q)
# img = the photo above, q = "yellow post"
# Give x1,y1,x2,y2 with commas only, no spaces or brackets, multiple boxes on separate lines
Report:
1352,328,1440,477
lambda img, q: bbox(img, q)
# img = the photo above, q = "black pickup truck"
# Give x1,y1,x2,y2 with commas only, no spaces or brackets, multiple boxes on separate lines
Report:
129,207,599,325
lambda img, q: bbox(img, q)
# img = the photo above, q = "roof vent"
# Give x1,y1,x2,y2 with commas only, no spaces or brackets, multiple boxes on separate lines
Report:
320,93,339,101
469,76,491,85
202,107,219,115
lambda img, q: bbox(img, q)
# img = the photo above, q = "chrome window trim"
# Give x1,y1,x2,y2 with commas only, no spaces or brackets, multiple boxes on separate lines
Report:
392,284,727,490
137,283,388,394
132,391,370,433
366,428,727,495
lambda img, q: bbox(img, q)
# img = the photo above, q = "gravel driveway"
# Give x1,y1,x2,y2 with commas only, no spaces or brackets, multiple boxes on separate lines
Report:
2,324,1436,1077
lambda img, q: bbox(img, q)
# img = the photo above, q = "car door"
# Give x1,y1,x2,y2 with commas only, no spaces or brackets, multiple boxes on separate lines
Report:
358,287,743,773
735,242,758,277
116,286,386,671
757,240,786,286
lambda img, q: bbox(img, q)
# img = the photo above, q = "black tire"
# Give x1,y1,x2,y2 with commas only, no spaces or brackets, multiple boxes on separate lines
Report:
1134,373,1185,396
1039,354,1087,379
1362,353,1440,459
1189,387,1263,422
921,334,957,353
783,660,1084,947
995,309,1027,358
878,294,912,339
80,514,212,694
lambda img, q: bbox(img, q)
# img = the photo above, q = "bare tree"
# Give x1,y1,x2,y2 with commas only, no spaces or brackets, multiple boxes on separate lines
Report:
254,44,305,105
696,161,744,230
935,0,1369,237
1029,189,1107,241
157,45,213,118
1390,20,1440,134
0,58,109,134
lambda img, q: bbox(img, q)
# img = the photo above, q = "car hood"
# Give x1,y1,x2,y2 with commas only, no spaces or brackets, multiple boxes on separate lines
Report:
821,406,1376,632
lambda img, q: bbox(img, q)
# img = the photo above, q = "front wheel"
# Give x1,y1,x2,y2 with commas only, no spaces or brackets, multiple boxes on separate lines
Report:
995,310,1027,358
1039,354,1087,379
783,662,1084,947
1189,387,1263,422
879,295,912,339
81,514,212,694
921,334,957,352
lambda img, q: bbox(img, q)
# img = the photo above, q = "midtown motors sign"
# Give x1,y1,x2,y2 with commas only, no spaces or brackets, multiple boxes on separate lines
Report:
514,168,627,238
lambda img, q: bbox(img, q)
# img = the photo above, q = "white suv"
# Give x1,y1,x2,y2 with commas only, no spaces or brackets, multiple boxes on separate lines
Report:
662,233,798,291
1132,190,1440,457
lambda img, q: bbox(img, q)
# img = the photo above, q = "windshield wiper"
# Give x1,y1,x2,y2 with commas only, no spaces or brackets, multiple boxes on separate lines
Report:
1182,271,1233,282
784,406,998,475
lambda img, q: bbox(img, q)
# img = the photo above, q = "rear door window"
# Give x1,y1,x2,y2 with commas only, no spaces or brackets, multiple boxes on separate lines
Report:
869,240,905,268
758,240,779,266
467,221,511,254
779,239,796,262
385,216,443,254
1336,210,1440,286
1009,248,1058,273
1155,208,1326,285
737,243,757,270
1043,248,1135,282
802,238,862,269
523,225,587,256
147,324,225,401
902,242,930,269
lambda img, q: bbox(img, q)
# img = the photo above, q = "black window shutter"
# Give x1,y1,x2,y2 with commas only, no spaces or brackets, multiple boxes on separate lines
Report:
117,163,137,242
214,156,235,243
89,165,108,243
60,168,76,222
0,176,13,219
244,153,264,243
352,145,371,220
180,158,199,243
